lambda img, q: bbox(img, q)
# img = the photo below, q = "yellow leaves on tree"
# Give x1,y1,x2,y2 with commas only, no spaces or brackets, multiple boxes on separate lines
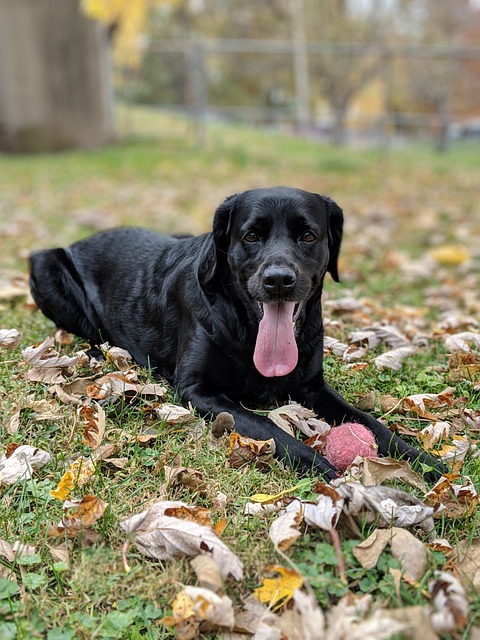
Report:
81,0,183,67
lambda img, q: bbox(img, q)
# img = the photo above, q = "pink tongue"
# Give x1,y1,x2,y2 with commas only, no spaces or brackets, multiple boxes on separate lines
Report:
253,302,298,377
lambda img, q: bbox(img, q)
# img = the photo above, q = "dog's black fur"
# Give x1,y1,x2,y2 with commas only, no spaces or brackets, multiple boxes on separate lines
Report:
30,186,445,481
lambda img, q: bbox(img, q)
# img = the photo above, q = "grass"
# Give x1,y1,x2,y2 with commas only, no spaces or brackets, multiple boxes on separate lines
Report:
1,110,480,638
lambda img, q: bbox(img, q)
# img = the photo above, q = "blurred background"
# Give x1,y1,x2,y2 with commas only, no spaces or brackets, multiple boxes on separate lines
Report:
1,0,480,152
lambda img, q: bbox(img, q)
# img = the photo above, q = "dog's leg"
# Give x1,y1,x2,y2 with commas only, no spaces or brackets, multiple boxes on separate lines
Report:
183,387,339,480
29,249,101,344
303,381,447,482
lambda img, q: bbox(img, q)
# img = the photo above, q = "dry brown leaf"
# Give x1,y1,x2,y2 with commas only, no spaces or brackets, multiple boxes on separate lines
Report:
190,554,223,592
5,411,20,435
424,474,478,519
429,572,468,634
448,351,480,382
353,529,391,570
48,495,107,539
227,432,275,469
268,500,303,551
0,539,16,562
279,589,325,640
162,586,234,640
0,328,21,349
119,502,243,580
418,422,451,449
387,605,439,640
54,329,74,346
374,346,417,371
404,389,455,420
389,528,428,583
254,566,303,610
23,337,80,368
365,324,412,349
304,483,344,530
325,593,407,640
156,403,199,424
0,445,51,486
361,457,426,491
47,542,70,565
89,371,166,400
444,331,480,353
336,481,443,529
455,538,480,590
164,465,207,493
102,344,133,370
164,505,212,528
80,402,106,449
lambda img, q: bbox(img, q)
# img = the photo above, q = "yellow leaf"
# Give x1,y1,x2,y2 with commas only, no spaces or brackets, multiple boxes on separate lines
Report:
49,456,96,501
254,566,304,610
250,481,310,504
50,470,75,501
429,245,470,266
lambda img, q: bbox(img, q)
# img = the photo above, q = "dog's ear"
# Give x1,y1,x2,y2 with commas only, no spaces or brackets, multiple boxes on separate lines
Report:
322,195,343,282
198,193,239,284
213,193,239,251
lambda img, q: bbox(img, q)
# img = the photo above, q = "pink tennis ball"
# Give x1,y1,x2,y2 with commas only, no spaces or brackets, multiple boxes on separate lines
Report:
324,422,378,471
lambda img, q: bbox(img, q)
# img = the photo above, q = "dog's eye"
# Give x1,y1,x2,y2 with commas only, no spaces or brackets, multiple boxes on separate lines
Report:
300,231,317,243
243,231,261,243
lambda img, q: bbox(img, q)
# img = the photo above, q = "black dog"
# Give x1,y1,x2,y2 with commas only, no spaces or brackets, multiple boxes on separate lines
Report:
29,187,445,481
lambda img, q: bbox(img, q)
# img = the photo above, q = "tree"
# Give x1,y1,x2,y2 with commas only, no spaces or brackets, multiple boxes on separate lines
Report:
392,0,474,151
0,0,114,152
305,0,391,145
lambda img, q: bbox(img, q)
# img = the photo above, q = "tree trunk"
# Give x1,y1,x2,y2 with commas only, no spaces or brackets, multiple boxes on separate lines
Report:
330,102,349,146
0,0,114,152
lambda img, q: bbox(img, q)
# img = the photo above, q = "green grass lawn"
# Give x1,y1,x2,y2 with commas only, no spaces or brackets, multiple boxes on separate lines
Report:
0,113,479,639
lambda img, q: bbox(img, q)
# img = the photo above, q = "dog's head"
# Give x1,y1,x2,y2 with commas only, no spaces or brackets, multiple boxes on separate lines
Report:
201,187,344,377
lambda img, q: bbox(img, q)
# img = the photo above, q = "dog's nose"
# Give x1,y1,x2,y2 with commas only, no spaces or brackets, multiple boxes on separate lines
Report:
263,266,296,296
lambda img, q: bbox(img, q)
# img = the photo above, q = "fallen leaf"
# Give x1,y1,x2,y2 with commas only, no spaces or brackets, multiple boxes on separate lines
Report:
429,244,470,266
0,539,16,562
156,403,199,424
0,328,22,349
455,538,480,589
24,397,64,422
54,329,74,346
227,432,275,469
279,589,325,640
164,465,207,493
336,481,443,529
250,481,310,505
389,527,428,582
361,457,426,491
102,344,133,370
326,593,407,639
119,502,243,580
80,402,106,449
0,445,51,486
403,389,455,420
190,555,223,592
254,566,303,610
353,529,391,570
303,484,344,530
268,500,303,551
418,422,451,449
429,571,468,634
444,331,480,353
162,586,234,640
48,495,107,539
50,456,96,501
374,346,417,370
424,474,478,518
